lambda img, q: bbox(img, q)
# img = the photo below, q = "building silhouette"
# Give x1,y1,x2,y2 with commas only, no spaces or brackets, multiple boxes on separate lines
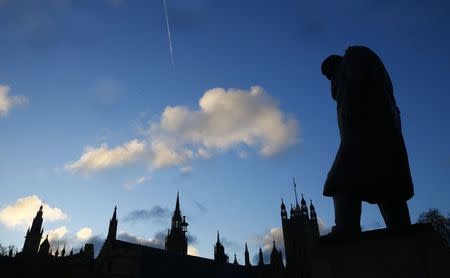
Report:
2,181,447,278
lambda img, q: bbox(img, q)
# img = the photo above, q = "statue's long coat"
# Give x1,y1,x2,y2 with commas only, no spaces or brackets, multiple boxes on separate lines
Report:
324,46,414,203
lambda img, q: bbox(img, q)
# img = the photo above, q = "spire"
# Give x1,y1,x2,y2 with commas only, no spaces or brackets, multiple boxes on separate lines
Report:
233,253,238,265
112,206,117,221
293,177,299,207
55,246,59,257
61,244,66,257
214,231,228,263
258,247,264,266
175,192,180,214
107,206,118,241
281,198,286,210
244,242,251,267
165,193,188,255
70,248,73,256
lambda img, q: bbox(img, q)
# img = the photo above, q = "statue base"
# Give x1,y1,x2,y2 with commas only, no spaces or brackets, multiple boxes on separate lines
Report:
312,224,449,278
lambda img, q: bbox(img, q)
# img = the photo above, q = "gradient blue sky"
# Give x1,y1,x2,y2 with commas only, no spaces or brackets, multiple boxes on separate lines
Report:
0,0,449,262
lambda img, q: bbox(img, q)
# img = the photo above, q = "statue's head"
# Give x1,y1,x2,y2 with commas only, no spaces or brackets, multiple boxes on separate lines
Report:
321,55,342,80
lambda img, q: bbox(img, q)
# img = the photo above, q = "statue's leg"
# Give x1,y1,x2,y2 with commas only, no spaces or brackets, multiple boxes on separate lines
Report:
333,193,362,235
378,201,411,230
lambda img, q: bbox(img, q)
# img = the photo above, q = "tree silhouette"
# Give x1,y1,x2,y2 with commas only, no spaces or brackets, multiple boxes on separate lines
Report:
417,208,450,246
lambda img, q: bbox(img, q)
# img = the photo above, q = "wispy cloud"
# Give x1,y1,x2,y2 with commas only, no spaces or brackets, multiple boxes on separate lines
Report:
179,166,192,175
65,86,299,175
0,85,28,117
194,201,207,214
0,195,67,229
123,175,151,190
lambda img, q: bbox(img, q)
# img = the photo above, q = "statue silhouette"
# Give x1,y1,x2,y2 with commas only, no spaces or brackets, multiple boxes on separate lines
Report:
321,46,414,236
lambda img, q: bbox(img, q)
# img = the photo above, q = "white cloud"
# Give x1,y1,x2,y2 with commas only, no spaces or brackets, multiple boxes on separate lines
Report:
76,227,93,240
251,227,285,264
0,195,68,229
0,85,28,117
188,245,199,256
46,226,69,242
150,141,194,169
66,86,298,174
64,140,145,173
123,175,151,190
317,217,330,235
151,86,298,157
179,166,192,175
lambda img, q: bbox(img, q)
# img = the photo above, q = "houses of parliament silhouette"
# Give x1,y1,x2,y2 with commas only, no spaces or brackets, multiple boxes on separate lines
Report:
1,182,321,278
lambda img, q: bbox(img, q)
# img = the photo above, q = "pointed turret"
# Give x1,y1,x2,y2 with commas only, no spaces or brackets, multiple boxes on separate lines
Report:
309,200,316,219
38,235,50,256
244,242,251,267
107,206,118,241
61,244,66,257
281,198,287,220
309,200,320,238
233,253,238,265
258,247,264,266
270,240,284,270
70,248,73,256
301,194,309,218
214,230,228,263
55,246,59,257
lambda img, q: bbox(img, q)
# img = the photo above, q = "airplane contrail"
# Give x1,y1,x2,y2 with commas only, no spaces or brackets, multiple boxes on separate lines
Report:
163,0,174,65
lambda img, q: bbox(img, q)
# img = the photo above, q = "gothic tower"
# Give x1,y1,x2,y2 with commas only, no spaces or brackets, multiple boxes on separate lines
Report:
214,231,228,263
22,205,44,255
281,178,319,278
107,206,118,241
165,193,188,255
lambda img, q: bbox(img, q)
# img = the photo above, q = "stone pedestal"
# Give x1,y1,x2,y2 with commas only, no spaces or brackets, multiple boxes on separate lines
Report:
312,224,449,278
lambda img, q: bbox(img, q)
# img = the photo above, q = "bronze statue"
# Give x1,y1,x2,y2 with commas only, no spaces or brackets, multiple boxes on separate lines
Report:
321,46,414,236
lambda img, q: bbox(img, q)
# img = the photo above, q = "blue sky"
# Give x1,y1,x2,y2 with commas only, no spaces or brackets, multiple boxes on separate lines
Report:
0,0,449,262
